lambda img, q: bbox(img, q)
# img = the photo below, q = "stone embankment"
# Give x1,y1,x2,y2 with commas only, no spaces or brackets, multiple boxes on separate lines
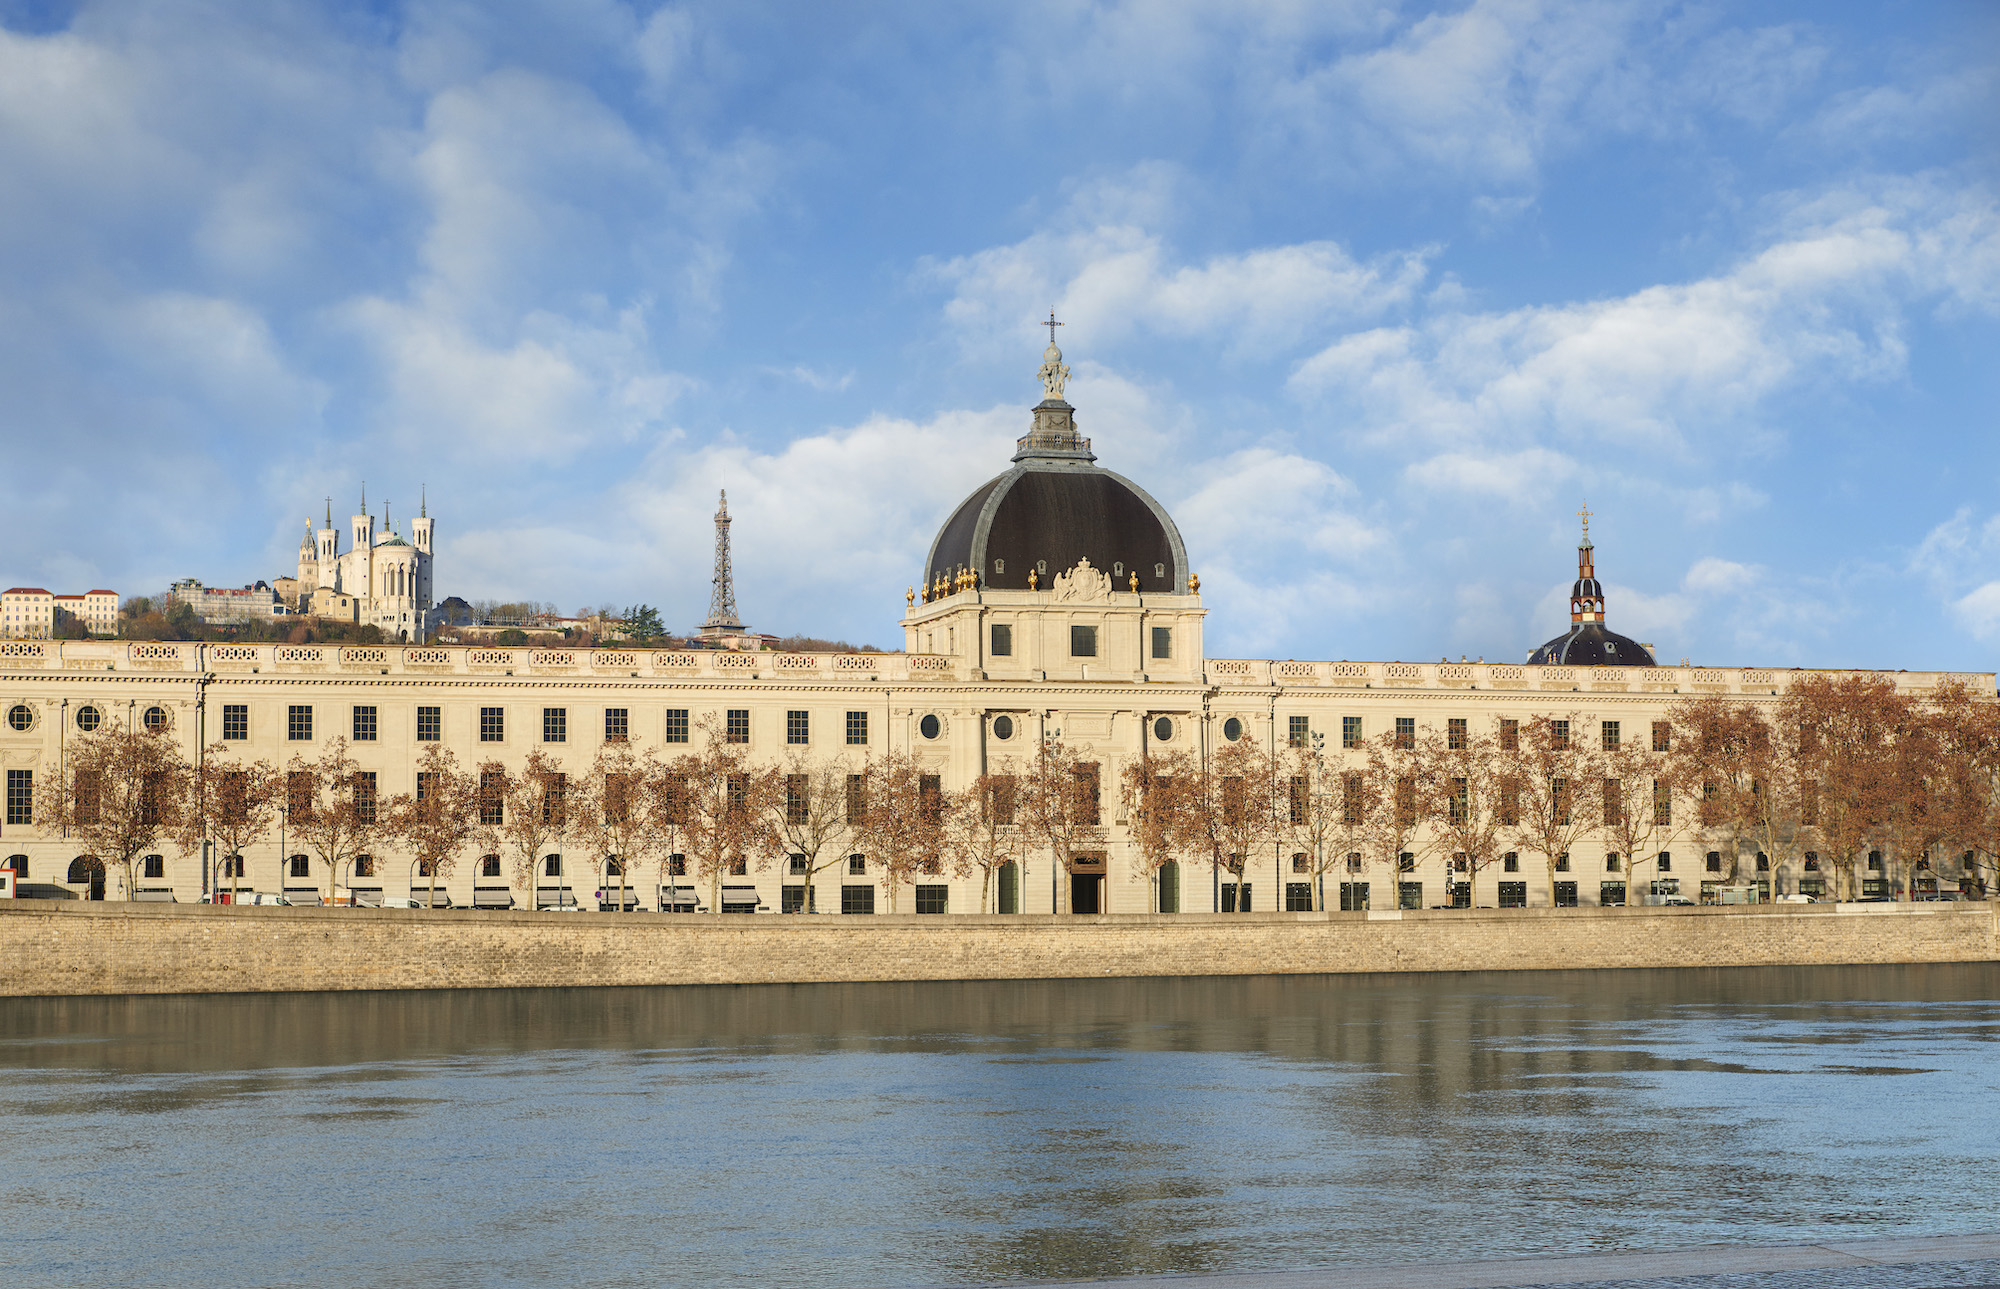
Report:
1,901,1993,997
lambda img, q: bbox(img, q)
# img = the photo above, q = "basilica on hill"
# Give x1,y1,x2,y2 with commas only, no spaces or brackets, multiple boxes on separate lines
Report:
0,338,1988,913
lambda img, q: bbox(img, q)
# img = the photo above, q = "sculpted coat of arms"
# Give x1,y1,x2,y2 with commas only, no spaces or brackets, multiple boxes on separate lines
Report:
1051,557,1112,603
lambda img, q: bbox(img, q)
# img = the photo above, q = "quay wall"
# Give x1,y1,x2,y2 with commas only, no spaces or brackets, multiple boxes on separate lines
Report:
0,901,1994,997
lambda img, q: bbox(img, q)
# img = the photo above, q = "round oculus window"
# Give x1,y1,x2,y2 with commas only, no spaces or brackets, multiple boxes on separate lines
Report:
6,705,30,732
1223,717,1244,741
992,714,1014,740
1152,716,1172,742
75,705,101,732
919,714,941,740
143,706,169,733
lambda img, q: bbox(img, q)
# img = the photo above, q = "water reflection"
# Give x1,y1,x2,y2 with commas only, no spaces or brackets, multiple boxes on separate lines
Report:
0,965,1996,1288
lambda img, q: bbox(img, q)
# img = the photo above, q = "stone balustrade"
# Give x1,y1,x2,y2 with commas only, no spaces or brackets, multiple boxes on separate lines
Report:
1202,657,1992,695
0,640,933,681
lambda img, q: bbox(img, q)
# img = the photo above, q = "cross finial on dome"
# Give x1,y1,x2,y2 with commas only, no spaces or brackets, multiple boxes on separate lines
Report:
1042,310,1063,345
1036,315,1071,401
1578,500,1593,548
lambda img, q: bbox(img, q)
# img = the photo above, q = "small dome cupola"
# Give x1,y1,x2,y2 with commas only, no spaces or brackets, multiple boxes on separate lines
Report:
1570,504,1604,624
1527,503,1658,667
920,320,1189,599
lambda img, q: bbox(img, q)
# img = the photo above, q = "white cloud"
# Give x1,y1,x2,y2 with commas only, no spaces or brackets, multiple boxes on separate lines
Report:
1405,448,1577,498
928,170,1432,357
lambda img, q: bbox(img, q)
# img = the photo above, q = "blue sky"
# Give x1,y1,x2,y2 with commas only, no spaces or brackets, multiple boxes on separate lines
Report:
1,1,1996,667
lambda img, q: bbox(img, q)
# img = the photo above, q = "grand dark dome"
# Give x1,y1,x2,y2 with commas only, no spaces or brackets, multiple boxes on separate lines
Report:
923,353,1187,595
1528,518,1657,666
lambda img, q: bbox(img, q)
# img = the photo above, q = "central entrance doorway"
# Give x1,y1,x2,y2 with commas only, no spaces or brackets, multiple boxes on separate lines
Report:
1069,852,1106,914
68,856,106,901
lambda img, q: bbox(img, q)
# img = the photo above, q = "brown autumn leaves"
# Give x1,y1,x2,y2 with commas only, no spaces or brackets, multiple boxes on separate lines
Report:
31,675,2000,909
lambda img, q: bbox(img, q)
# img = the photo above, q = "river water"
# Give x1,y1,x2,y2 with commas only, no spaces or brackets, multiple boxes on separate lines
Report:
1,965,1996,1288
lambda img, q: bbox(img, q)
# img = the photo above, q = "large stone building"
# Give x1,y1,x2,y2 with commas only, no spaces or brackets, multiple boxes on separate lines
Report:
294,490,435,640
0,345,1990,911
1,588,119,639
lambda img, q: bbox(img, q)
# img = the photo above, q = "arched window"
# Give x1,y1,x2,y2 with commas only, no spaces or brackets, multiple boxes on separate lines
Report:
68,856,104,883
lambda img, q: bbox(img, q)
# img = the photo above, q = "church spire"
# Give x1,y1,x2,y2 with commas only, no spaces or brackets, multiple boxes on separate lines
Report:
1570,502,1603,624
420,485,427,519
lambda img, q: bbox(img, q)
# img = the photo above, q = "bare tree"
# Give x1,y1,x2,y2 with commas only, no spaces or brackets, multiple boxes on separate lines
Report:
1363,727,1437,910
474,748,578,907
1020,737,1110,914
765,749,859,912
384,744,478,907
568,742,666,909
185,744,282,901
1505,714,1602,905
945,767,1030,913
666,716,778,915
853,751,946,912
1418,722,1509,909
1119,749,1202,910
36,725,194,899
286,736,386,903
1599,737,1685,903
1666,698,1767,890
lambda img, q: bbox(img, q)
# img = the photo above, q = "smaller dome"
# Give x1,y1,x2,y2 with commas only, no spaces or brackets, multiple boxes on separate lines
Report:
1528,623,1656,667
378,534,410,548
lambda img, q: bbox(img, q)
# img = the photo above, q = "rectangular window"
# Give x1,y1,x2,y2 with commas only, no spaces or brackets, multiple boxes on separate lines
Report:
846,711,868,745
1658,852,1673,872
1394,717,1415,749
287,705,312,741
1602,720,1620,750
1288,715,1309,748
919,774,942,824
1288,776,1307,824
287,771,312,819
726,773,748,814
351,706,377,742
1498,882,1527,908
482,855,502,878
726,709,749,744
1555,853,1571,872
787,710,809,745
846,774,866,824
5,770,30,826
1552,777,1571,826
604,708,628,741
842,885,875,915
221,704,248,741
480,707,504,742
986,775,1017,825
1500,718,1519,751
1070,624,1097,657
543,708,566,743
1151,626,1171,659
416,706,441,742
1503,851,1519,873
1552,719,1570,749
416,772,434,802
782,885,814,913
665,709,689,743
353,855,375,879
1074,764,1101,825
479,771,504,825
915,885,948,914
1653,780,1672,826
1398,882,1423,910
143,854,164,880
1707,852,1723,872
1603,778,1622,825
1342,716,1362,749
990,624,1012,657
1339,881,1369,911
1554,882,1579,908
290,855,311,878
1447,718,1467,750
354,772,377,825
1341,772,1364,825
785,775,807,825
1652,721,1670,752
848,854,867,875
1222,883,1252,913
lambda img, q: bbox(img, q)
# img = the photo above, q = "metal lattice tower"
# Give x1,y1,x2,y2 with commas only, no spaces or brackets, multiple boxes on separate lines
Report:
703,489,744,633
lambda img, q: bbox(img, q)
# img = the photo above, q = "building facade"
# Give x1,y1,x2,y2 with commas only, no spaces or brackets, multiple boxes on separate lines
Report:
2,588,118,639
0,350,1990,911
294,491,435,640
167,579,284,625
